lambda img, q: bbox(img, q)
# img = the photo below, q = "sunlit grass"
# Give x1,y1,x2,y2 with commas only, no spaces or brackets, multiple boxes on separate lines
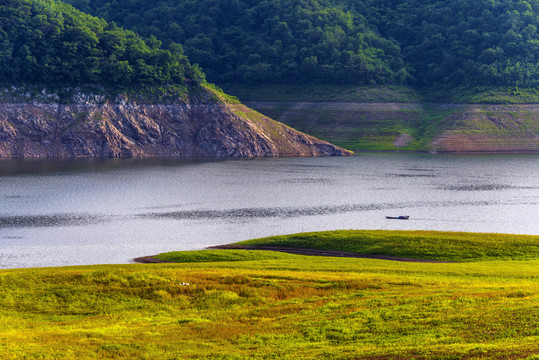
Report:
237,230,539,262
2,230,539,359
154,249,302,263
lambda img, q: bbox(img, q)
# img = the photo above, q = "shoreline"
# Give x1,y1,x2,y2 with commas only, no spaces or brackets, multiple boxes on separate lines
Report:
2,150,538,160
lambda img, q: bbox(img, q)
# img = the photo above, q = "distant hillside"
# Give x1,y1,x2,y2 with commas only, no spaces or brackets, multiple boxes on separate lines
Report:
246,100,539,153
64,0,538,153
0,0,350,158
360,0,539,87
66,0,539,88
226,84,539,153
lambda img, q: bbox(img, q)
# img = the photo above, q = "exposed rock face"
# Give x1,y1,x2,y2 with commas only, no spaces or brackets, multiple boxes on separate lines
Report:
0,95,351,158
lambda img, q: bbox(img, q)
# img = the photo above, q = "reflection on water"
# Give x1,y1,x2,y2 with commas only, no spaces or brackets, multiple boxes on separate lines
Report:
0,153,538,268
0,157,225,175
2,199,532,227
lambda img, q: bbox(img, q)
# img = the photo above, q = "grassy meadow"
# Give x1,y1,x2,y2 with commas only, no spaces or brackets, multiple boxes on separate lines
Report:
234,230,539,262
1,230,539,359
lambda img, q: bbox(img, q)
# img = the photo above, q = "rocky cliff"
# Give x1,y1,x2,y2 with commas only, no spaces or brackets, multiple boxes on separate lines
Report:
0,90,351,158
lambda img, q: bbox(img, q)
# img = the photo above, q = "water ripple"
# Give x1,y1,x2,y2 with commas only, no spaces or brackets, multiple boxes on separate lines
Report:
443,184,516,191
0,199,529,228
387,173,436,178
139,200,502,221
0,214,110,228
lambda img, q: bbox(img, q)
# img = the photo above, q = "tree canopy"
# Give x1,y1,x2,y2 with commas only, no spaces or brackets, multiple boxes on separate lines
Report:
4,0,539,88
0,0,205,88
65,0,407,85
358,0,539,87
66,0,539,88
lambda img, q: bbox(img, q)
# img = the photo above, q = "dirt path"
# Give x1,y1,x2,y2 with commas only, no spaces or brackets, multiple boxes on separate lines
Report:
134,246,451,264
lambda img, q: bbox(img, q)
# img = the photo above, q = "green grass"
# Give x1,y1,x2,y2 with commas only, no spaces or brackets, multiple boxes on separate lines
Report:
236,230,539,262
154,249,302,262
428,86,539,104
2,230,539,359
242,102,459,152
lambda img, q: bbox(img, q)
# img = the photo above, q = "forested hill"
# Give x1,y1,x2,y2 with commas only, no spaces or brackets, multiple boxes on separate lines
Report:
0,0,352,158
66,0,539,88
0,0,205,89
65,0,407,85
360,0,539,87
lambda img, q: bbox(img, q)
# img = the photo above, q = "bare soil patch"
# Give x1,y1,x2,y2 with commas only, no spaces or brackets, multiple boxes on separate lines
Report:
393,133,413,147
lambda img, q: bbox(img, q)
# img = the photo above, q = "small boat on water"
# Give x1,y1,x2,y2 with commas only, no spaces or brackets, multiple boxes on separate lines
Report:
385,215,409,220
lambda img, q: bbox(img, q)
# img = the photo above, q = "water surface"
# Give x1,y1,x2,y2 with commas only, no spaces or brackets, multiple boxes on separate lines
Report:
1,154,538,268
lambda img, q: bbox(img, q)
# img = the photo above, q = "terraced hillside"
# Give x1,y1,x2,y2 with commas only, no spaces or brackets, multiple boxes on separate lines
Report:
244,101,442,151
431,105,539,153
246,102,539,153
228,85,539,153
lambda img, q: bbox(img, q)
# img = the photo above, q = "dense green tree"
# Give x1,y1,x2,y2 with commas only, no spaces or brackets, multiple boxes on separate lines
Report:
65,0,539,88
5,0,539,88
356,0,539,87
64,0,405,85
0,0,203,88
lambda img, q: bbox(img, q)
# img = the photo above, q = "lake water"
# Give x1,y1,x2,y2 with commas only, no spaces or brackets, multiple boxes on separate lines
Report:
1,153,538,269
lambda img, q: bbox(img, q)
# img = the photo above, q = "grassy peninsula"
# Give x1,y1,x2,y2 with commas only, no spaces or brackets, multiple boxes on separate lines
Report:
2,230,539,359
226,230,539,262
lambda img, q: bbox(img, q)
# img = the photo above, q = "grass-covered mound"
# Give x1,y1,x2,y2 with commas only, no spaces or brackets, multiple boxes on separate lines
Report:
234,230,539,262
154,249,301,263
